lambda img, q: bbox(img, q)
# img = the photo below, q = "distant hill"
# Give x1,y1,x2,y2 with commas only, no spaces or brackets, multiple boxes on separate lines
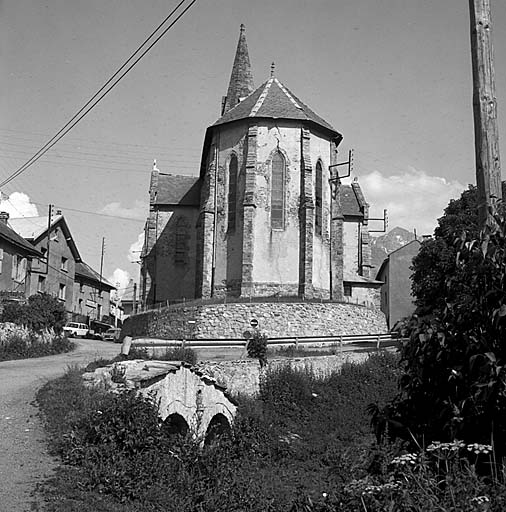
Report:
370,226,417,277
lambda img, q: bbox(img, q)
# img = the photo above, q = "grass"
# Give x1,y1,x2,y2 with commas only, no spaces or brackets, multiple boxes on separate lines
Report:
35,351,506,511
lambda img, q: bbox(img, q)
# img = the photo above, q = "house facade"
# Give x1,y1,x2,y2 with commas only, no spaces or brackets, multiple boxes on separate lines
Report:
9,214,115,321
0,212,43,302
140,25,382,308
73,261,115,322
376,239,421,329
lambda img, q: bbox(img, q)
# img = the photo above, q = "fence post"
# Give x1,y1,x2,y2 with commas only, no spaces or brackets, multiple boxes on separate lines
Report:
295,337,299,351
376,335,381,351
339,335,343,360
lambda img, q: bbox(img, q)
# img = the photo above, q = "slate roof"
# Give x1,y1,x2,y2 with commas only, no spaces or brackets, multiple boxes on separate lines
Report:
341,184,363,217
222,24,255,115
75,261,115,290
9,215,82,262
214,77,340,136
9,215,63,241
153,174,201,206
0,221,42,257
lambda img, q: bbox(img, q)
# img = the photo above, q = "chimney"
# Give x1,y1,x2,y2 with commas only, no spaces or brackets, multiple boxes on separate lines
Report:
0,211,9,224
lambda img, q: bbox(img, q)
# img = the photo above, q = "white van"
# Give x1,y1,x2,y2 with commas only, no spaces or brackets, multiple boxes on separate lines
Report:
63,322,89,338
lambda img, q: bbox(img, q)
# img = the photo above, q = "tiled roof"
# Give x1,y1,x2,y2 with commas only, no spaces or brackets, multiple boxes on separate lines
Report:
153,174,200,206
341,184,363,217
0,221,42,257
214,78,339,135
75,261,115,289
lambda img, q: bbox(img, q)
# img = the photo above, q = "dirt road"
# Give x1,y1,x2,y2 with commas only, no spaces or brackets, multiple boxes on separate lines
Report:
0,339,121,512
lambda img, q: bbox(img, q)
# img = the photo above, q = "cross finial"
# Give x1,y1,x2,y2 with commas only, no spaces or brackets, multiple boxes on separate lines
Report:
270,61,275,77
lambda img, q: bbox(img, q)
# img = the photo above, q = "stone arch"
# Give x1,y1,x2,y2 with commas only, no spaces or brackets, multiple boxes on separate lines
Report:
163,412,190,436
204,413,231,446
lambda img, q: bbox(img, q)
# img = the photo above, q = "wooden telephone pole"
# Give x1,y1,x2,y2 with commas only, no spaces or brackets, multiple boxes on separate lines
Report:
469,0,502,227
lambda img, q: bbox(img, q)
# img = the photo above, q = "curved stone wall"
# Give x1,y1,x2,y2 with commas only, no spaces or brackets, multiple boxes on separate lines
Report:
123,301,387,340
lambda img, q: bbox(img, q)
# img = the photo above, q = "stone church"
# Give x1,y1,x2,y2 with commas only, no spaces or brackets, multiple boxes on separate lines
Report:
140,25,382,308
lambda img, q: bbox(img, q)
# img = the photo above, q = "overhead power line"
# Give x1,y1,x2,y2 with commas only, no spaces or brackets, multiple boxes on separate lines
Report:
0,0,197,189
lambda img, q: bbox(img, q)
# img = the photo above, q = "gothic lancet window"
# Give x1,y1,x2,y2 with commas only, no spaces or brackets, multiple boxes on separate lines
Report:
271,151,285,229
227,155,238,232
315,161,323,236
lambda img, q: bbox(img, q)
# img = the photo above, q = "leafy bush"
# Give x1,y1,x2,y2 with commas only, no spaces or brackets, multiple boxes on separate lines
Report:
1,293,66,333
247,330,268,367
392,209,506,459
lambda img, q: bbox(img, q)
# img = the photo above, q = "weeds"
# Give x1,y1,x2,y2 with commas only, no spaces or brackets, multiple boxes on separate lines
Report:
37,351,402,511
0,325,73,361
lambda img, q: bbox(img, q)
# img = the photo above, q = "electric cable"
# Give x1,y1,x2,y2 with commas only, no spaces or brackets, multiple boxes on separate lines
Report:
0,0,197,189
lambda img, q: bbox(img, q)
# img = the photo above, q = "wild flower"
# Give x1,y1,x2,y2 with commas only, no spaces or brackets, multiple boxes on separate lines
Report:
427,440,465,453
391,453,417,466
345,478,401,496
470,495,490,504
470,495,491,511
466,443,492,455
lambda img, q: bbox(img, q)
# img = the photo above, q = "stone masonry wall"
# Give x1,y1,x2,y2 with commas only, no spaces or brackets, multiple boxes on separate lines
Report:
123,301,387,340
196,352,374,396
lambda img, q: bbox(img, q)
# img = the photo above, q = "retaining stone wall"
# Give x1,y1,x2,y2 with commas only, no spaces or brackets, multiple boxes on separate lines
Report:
123,301,387,340
195,352,373,396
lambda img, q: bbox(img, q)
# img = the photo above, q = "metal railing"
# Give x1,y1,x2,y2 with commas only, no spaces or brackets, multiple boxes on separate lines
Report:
132,332,406,351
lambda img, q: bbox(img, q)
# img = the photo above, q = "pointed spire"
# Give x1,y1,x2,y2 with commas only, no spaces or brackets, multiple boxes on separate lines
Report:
222,24,254,115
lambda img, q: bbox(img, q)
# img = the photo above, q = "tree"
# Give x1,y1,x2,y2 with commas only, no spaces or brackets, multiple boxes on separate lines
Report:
411,185,480,315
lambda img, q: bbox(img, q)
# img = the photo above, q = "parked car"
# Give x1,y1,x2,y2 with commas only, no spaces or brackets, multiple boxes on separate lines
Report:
63,322,89,338
103,327,122,343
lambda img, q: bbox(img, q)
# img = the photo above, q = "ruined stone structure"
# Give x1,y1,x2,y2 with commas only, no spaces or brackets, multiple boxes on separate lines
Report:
140,25,382,308
82,360,237,443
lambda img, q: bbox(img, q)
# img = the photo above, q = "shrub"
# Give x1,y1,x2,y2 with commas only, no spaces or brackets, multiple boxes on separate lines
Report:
0,324,73,361
1,293,66,333
247,330,268,367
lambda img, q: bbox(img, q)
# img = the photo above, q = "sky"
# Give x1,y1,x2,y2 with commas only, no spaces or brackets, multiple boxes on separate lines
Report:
1,0,506,296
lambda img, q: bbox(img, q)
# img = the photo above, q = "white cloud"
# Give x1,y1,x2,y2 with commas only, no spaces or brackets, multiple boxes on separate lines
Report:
107,268,131,298
0,191,39,218
99,200,147,220
128,232,144,264
358,168,466,236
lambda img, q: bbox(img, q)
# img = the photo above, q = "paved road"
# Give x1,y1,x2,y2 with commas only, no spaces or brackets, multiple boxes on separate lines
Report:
0,338,121,512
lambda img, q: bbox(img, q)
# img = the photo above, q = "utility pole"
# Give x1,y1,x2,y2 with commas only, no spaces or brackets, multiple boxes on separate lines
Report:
133,282,137,314
469,0,502,227
45,204,54,275
98,237,105,319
